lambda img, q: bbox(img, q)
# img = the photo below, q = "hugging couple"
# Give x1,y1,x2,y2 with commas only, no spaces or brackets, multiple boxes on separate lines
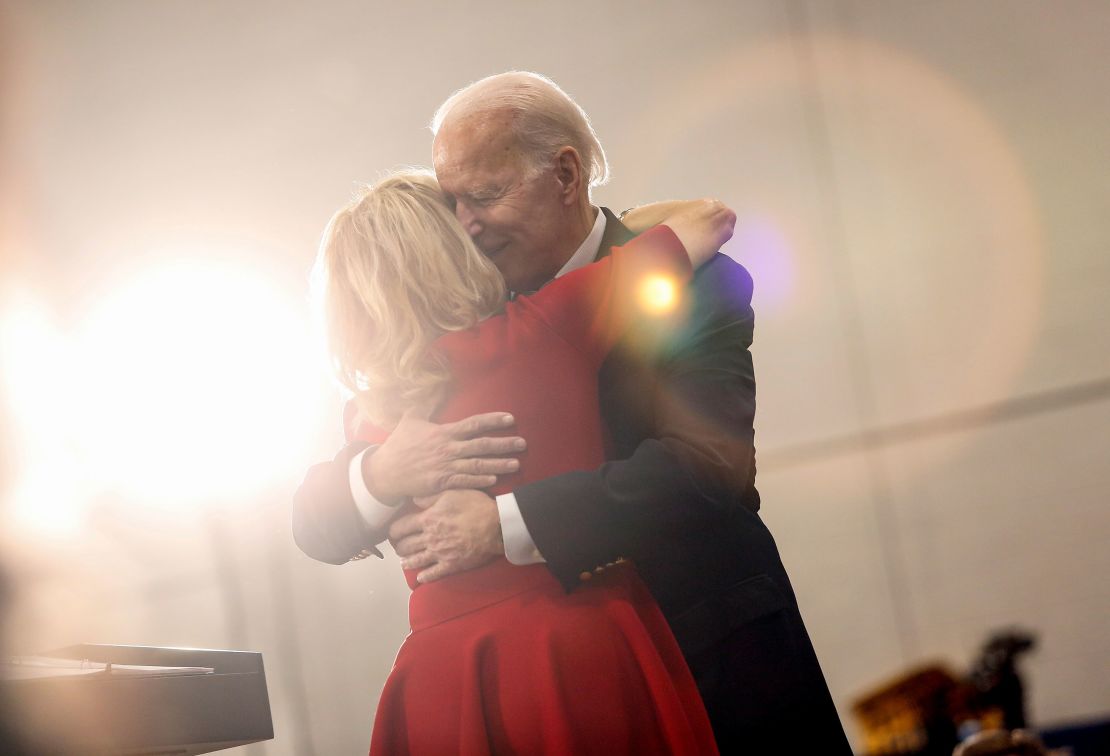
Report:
294,71,850,755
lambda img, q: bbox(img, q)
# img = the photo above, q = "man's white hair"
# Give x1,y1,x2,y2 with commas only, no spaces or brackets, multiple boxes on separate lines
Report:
430,71,610,190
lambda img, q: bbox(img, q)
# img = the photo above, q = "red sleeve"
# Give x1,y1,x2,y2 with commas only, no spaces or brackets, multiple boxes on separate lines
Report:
527,224,693,367
342,399,390,445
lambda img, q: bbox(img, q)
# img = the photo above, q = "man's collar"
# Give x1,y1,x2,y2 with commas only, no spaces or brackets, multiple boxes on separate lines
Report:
595,207,636,260
555,207,606,279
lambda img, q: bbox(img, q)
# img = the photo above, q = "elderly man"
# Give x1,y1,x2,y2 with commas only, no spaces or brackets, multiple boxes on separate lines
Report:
294,71,850,752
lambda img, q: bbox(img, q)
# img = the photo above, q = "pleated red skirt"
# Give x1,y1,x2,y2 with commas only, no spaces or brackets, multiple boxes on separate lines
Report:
368,558,717,755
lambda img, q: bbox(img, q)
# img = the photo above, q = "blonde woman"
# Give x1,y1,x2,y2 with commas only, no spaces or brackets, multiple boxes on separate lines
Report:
314,170,733,755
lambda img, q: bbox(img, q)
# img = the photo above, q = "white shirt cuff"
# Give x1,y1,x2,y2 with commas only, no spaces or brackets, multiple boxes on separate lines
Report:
348,447,403,531
496,492,546,565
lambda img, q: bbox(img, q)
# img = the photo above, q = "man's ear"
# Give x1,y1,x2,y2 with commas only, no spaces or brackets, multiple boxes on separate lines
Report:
553,146,584,206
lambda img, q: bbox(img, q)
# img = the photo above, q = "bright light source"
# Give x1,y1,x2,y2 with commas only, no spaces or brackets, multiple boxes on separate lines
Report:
0,291,90,535
6,465,86,537
73,258,324,506
638,274,679,315
0,292,70,443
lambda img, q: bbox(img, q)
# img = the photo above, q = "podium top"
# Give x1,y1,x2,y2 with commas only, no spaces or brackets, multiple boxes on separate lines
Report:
45,644,265,675
4,644,274,755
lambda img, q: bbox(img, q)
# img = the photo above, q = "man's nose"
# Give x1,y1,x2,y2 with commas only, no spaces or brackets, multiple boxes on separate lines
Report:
455,202,482,237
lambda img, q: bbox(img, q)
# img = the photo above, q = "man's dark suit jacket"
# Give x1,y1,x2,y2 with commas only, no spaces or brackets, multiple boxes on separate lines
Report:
293,209,851,753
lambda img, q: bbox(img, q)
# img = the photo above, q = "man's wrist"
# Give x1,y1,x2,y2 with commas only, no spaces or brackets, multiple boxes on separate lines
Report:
496,492,545,565
490,515,506,557
363,447,400,504
349,448,405,532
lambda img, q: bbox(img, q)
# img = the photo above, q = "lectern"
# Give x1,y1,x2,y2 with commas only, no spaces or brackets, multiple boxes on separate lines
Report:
3,644,274,755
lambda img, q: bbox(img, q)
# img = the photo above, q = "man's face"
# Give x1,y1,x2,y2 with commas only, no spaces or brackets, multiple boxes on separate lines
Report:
433,114,571,293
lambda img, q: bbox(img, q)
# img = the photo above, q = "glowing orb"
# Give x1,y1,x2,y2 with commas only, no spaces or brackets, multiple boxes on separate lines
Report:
638,274,679,315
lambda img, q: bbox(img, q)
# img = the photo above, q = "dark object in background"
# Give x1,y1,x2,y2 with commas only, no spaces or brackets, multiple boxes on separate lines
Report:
852,664,963,756
851,628,1038,756
966,630,1036,729
0,569,35,755
1039,717,1110,756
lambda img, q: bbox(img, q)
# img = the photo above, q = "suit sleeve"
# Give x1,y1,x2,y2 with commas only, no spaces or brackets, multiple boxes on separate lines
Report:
513,253,759,591
291,403,391,565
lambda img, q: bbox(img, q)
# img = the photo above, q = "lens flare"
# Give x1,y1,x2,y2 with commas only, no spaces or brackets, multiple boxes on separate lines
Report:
638,274,679,315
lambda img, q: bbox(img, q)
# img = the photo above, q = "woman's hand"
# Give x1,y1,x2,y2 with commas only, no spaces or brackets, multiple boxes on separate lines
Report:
365,408,526,501
620,200,691,233
621,198,736,269
659,198,736,269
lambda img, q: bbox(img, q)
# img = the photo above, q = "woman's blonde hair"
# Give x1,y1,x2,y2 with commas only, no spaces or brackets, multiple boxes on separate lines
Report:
314,170,506,427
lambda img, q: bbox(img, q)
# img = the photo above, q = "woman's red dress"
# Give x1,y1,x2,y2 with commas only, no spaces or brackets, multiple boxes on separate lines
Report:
359,227,718,755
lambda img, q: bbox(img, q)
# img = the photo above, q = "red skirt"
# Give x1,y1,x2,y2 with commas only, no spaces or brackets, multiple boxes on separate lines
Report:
369,558,717,755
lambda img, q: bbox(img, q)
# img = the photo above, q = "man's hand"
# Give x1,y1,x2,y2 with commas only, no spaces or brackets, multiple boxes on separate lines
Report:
366,409,525,501
388,490,503,583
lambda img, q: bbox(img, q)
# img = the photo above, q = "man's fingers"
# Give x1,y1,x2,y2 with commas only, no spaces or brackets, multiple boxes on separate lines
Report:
455,435,526,458
388,512,424,542
412,495,438,510
443,474,498,491
391,534,426,558
451,456,520,476
399,550,436,572
448,412,515,439
416,561,456,584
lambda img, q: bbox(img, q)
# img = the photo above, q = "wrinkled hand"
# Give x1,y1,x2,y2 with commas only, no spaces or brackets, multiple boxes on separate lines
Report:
388,490,503,583
366,408,525,501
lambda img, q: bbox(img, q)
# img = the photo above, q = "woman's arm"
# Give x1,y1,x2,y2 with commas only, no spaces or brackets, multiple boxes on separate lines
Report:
620,200,697,233
661,199,737,269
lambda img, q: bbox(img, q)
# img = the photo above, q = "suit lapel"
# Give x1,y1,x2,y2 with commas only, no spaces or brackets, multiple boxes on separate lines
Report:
596,207,636,260
595,206,656,458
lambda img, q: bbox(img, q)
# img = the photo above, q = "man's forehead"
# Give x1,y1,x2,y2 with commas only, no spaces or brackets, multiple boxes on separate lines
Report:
434,113,522,178
435,158,502,198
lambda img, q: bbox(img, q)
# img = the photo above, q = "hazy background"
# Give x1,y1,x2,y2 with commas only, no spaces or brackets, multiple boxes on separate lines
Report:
2,1,1108,753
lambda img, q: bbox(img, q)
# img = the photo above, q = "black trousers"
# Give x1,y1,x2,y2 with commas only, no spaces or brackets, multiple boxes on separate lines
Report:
686,607,854,755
